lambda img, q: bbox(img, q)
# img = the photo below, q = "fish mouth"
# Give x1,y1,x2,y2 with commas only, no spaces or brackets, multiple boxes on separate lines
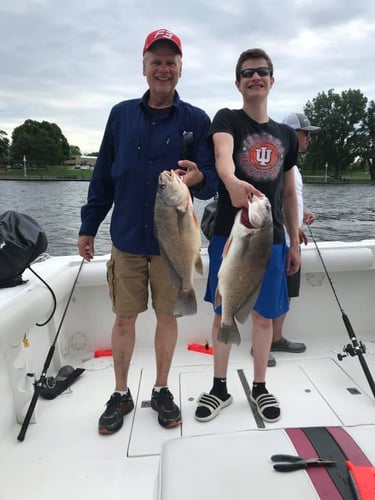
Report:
243,195,271,228
240,207,253,228
159,170,174,189
160,170,175,180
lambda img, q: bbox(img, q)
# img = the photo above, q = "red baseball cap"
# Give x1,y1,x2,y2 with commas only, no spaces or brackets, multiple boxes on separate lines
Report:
143,29,182,56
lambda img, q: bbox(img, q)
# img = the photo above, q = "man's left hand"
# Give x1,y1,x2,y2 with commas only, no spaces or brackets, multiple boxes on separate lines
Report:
303,210,316,225
176,160,204,187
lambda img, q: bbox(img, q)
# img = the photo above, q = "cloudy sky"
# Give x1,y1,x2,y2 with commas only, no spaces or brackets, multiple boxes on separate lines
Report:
2,0,375,153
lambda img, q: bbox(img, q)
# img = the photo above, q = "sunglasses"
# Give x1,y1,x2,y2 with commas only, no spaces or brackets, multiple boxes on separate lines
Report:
240,67,271,78
297,130,311,137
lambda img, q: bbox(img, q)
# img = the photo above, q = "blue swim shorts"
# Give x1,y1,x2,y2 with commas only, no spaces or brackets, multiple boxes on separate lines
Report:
204,235,289,319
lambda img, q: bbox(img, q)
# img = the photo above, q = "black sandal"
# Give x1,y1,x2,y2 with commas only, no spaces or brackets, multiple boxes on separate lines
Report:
250,393,281,422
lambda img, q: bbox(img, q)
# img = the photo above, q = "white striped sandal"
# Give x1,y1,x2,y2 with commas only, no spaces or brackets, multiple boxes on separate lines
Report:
250,393,281,423
195,392,233,422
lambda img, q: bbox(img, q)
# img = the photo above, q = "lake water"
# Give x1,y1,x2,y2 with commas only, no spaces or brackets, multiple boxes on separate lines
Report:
0,180,374,256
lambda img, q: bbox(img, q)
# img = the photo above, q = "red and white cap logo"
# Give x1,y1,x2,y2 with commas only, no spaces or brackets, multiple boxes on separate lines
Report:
143,28,182,56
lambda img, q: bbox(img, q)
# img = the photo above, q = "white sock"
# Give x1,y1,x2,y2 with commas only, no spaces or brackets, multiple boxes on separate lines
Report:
153,386,167,392
115,389,128,396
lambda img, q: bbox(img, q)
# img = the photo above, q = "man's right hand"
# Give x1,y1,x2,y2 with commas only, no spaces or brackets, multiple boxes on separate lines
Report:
226,177,263,208
78,235,95,261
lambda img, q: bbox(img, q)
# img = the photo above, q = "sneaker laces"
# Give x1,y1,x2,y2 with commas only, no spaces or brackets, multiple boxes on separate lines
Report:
155,388,175,410
105,393,118,407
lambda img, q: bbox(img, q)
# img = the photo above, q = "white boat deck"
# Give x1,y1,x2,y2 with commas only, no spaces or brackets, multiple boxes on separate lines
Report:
1,242,375,499
1,340,375,500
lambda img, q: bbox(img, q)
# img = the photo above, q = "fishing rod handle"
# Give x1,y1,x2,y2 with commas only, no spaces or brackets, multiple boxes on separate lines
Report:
17,390,40,442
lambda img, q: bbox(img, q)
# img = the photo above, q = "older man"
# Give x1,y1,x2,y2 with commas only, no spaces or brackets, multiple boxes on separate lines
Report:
78,29,217,434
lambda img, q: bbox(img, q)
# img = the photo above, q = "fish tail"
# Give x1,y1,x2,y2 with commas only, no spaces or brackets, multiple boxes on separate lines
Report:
174,289,197,316
217,322,241,346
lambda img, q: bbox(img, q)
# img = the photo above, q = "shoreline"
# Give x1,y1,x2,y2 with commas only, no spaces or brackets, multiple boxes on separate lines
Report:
0,177,373,185
0,176,90,181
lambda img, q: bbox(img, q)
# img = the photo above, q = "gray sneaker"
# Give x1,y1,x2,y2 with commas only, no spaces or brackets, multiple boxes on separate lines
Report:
271,338,306,353
250,347,276,367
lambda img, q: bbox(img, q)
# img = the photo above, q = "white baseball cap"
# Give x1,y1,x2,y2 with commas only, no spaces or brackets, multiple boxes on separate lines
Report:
283,113,321,133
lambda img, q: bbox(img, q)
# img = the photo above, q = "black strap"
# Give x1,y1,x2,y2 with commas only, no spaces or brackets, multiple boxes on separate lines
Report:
302,427,355,499
237,369,265,428
182,131,194,160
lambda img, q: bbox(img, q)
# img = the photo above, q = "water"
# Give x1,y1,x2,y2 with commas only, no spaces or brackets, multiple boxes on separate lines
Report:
0,181,374,256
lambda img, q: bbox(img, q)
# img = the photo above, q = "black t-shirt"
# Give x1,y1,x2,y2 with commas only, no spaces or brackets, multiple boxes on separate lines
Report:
209,108,298,244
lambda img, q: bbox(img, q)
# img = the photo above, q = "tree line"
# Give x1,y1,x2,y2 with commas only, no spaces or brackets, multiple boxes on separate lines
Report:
303,88,375,180
1,88,375,180
0,120,85,169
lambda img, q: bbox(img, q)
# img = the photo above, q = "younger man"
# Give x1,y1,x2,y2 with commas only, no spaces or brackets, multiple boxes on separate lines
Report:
195,48,300,423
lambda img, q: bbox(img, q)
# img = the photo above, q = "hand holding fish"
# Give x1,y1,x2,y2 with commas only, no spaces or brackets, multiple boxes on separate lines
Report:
225,177,264,208
176,160,205,187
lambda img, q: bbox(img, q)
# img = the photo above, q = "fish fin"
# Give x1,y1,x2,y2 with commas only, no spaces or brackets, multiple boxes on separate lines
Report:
159,246,182,288
176,194,192,213
235,285,262,323
214,288,222,308
176,209,187,234
174,288,197,316
222,236,233,258
195,253,204,275
217,322,241,346
192,210,200,229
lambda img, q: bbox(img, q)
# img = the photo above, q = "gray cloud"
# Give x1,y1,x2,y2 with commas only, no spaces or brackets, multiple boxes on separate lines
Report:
1,0,375,152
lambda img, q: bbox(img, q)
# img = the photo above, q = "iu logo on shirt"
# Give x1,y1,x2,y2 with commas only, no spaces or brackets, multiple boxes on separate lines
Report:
239,134,285,181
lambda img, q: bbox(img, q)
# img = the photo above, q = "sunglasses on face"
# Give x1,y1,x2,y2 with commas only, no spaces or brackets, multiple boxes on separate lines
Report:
297,130,311,137
240,67,271,78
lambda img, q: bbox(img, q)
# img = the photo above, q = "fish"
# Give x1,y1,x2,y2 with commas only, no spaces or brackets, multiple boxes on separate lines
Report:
154,170,203,316
215,194,273,345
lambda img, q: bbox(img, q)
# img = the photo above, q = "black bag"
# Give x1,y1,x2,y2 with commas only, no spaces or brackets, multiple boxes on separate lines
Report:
0,210,48,288
200,198,217,241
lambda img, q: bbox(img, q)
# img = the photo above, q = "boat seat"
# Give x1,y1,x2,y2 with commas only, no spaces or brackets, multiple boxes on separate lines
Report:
155,430,320,500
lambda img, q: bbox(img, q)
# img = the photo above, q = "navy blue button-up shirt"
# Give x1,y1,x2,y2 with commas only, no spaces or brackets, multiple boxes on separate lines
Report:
80,91,218,255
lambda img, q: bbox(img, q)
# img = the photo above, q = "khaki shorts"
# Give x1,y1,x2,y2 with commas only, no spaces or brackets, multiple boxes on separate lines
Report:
106,246,178,316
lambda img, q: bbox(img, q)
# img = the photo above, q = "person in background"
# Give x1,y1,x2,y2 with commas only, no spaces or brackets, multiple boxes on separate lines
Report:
267,113,320,365
195,48,300,424
78,28,217,434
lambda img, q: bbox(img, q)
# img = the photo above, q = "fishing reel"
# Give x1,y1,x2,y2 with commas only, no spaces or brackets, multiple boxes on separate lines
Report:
43,365,75,389
40,365,84,400
337,341,366,361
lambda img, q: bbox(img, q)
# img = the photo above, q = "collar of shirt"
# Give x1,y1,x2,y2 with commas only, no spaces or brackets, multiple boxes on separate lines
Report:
140,90,181,113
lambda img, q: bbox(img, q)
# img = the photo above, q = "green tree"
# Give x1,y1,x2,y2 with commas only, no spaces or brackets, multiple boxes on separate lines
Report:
10,120,70,167
358,100,375,181
69,145,81,156
303,89,367,179
0,130,10,165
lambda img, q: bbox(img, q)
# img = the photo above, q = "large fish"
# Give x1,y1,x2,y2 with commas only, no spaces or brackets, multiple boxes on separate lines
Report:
215,194,273,345
154,170,203,316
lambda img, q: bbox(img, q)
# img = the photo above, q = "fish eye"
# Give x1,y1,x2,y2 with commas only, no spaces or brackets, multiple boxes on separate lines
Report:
160,182,166,189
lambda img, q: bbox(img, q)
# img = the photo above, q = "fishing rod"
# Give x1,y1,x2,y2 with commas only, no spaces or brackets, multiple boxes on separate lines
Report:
17,258,85,441
27,265,57,326
307,226,375,399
